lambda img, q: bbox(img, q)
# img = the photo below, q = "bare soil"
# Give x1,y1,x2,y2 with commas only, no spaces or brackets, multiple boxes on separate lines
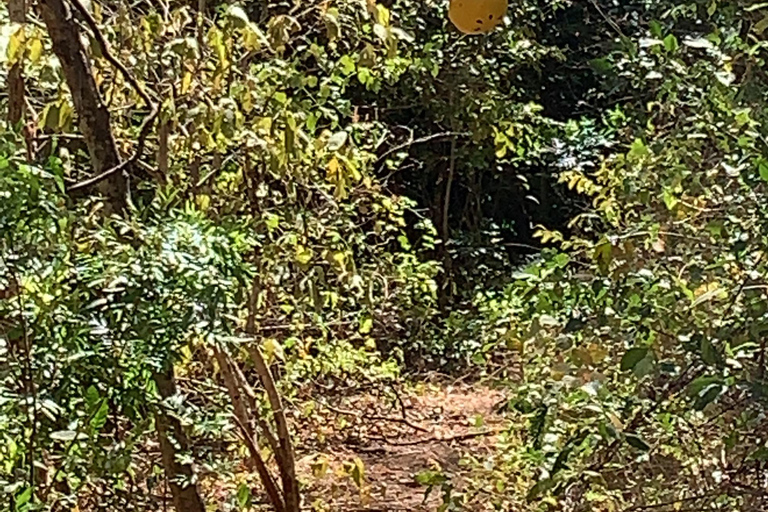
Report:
295,381,507,511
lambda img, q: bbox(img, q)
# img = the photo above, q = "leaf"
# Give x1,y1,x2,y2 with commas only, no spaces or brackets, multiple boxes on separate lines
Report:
620,347,649,371
14,487,32,509
27,37,43,64
390,27,414,42
694,383,722,410
691,284,725,308
608,413,624,431
683,37,714,49
225,5,250,28
50,430,77,441
310,455,329,477
758,159,768,182
295,244,314,265
359,315,373,334
326,131,348,151
689,376,721,396
663,34,679,52
348,457,365,488
700,338,719,365
6,25,25,65
91,400,109,431
662,188,678,210
262,338,284,363
264,213,280,231
526,478,554,501
589,57,612,74
628,138,649,159
326,156,340,179
415,469,446,486
236,482,252,509
181,72,193,95
625,433,650,451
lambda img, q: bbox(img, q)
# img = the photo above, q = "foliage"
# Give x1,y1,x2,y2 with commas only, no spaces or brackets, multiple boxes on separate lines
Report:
4,0,768,510
434,2,768,510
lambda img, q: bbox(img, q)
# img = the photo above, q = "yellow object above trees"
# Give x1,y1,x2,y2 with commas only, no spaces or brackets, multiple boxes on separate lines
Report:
448,0,508,34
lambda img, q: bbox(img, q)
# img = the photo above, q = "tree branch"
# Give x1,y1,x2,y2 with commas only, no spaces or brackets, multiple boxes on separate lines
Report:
66,0,160,193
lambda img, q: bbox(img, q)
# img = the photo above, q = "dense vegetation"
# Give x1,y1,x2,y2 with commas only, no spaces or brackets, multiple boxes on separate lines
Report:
2,0,768,510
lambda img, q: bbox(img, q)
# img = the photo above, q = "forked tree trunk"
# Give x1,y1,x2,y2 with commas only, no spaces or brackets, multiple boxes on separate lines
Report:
7,0,25,125
38,0,126,212
154,367,207,512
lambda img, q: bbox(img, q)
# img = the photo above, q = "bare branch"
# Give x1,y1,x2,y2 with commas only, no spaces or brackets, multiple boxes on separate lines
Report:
66,0,160,193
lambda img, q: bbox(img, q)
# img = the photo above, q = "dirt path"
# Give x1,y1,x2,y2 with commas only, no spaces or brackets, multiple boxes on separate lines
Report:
295,382,507,511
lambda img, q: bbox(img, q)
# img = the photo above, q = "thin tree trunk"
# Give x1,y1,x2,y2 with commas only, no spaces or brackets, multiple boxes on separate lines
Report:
39,0,126,212
439,135,457,308
246,345,300,512
212,345,256,450
8,0,25,125
154,367,207,512
158,119,170,179
214,346,286,512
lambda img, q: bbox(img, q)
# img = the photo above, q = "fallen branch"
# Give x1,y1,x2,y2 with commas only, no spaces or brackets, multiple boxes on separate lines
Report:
367,428,502,447
321,400,429,433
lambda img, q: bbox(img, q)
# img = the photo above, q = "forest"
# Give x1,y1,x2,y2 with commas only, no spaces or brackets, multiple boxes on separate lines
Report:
1,0,768,510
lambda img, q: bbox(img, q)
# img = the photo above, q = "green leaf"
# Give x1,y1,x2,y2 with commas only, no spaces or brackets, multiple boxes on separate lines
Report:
526,478,554,501
625,433,650,451
700,338,719,365
758,159,768,182
589,57,612,74
620,347,649,371
295,245,314,265
662,188,678,210
415,469,446,486
349,457,365,488
359,315,373,334
689,376,721,395
91,400,109,431
694,384,722,410
236,482,252,509
14,487,32,510
628,138,649,159
663,34,679,52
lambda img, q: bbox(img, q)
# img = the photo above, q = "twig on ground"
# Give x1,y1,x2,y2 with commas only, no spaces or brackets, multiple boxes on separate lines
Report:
367,428,502,447
320,400,430,433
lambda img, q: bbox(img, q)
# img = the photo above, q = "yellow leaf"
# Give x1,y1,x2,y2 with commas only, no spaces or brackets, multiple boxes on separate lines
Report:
27,38,43,64
608,413,624,431
7,25,25,65
295,245,314,265
262,338,284,363
326,156,340,179
195,193,211,210
181,71,192,94
376,5,390,26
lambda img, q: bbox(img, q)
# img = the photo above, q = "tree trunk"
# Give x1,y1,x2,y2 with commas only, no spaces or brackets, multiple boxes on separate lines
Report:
38,0,126,212
154,367,207,512
8,0,25,125
247,345,300,512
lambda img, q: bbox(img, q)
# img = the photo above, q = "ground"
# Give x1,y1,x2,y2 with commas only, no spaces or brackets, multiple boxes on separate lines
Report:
295,379,508,511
